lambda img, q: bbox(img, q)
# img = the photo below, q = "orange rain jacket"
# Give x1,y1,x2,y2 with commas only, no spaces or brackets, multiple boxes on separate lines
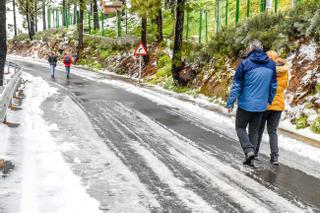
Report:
267,62,289,111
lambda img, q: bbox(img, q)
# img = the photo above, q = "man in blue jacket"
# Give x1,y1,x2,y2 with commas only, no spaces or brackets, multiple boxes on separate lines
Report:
226,40,277,166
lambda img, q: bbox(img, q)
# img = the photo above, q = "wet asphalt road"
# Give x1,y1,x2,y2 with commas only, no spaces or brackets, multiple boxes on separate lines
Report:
10,58,320,212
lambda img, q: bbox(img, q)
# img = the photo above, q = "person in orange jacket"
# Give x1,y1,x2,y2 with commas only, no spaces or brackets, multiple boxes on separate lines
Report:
256,50,289,165
63,53,73,79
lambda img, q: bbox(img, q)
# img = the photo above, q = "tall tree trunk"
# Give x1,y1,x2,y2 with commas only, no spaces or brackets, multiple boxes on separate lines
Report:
42,0,46,30
30,16,35,36
26,0,34,40
77,0,84,57
62,0,66,26
0,0,7,86
93,0,99,30
13,0,17,36
73,4,77,24
34,0,38,32
156,9,163,43
141,17,148,64
172,0,185,85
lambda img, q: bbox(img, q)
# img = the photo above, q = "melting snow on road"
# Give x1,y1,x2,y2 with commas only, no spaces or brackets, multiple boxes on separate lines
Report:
0,73,102,213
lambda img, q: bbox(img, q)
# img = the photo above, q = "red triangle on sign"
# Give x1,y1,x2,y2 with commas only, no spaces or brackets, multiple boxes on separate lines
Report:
134,43,148,56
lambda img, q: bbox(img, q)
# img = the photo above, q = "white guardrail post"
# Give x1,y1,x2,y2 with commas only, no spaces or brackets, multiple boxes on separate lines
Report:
0,61,23,123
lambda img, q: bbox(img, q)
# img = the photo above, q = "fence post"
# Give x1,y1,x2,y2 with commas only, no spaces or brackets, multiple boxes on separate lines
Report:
70,11,73,25
100,12,105,36
260,0,266,12
216,0,220,33
274,0,279,13
47,8,51,29
205,10,208,43
56,9,59,28
53,9,55,28
54,9,56,28
236,0,240,24
63,9,65,26
199,10,202,44
117,10,121,37
125,10,128,34
88,12,91,34
225,0,229,27
77,10,80,28
247,0,250,17
59,9,61,27
66,10,69,27
186,11,189,40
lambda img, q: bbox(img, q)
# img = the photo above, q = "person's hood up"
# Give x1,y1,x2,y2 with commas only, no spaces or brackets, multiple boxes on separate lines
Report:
247,49,270,64
276,63,288,75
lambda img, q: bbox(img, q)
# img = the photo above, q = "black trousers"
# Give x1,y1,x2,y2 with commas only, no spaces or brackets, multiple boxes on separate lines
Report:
235,108,264,155
257,110,282,158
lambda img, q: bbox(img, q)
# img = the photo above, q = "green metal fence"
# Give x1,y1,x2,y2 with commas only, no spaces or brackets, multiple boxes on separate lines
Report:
45,0,296,43
183,0,294,44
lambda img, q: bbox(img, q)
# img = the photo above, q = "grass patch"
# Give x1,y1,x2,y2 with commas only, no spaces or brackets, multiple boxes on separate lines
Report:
316,84,320,93
296,116,308,129
78,58,103,70
311,116,320,134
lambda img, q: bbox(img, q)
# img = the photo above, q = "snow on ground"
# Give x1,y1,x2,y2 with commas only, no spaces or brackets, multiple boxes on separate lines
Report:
0,73,102,213
299,42,318,61
8,55,320,141
7,55,320,178
42,89,160,212
1,70,162,212
109,102,305,212
131,142,216,213
85,77,320,179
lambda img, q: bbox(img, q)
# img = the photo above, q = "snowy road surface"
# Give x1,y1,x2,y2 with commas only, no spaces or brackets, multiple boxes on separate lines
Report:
1,58,320,212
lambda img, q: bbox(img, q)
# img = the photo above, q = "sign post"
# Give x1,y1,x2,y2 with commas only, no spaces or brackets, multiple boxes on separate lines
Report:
133,43,148,82
139,56,142,80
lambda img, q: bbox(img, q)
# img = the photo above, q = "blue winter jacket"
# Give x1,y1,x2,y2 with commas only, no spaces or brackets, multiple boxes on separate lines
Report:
226,49,277,112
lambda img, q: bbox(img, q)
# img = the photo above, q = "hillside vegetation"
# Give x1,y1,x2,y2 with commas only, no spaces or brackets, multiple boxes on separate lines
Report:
8,1,320,134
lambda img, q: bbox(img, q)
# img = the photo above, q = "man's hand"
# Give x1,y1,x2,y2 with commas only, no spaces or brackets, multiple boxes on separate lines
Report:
228,107,233,114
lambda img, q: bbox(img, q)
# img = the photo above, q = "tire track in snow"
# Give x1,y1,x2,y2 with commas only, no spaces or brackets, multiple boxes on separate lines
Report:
43,95,161,213
89,103,194,212
102,102,247,212
104,102,271,212
162,107,317,209
106,101,305,212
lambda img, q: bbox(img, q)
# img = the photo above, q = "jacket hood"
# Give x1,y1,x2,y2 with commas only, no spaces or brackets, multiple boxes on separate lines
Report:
276,64,288,75
247,49,270,64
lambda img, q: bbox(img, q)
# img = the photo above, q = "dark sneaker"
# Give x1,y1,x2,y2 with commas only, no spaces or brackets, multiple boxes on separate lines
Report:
243,151,255,166
270,157,279,165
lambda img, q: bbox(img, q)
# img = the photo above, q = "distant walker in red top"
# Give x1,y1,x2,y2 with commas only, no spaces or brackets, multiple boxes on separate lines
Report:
63,53,73,79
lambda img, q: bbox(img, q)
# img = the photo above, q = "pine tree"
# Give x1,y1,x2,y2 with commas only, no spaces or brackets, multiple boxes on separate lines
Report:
156,9,163,43
42,0,46,30
172,0,185,85
93,0,99,30
17,0,42,40
13,0,17,36
77,0,85,57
